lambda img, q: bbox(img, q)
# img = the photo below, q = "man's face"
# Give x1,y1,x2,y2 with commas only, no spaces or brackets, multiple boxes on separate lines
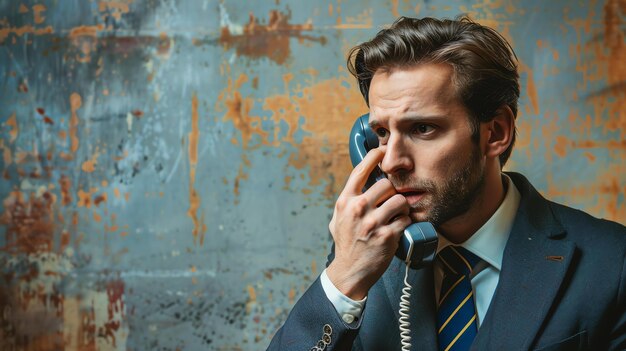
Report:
368,63,486,227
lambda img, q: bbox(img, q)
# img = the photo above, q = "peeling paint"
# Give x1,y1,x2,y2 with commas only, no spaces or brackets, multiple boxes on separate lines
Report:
0,1,623,350
219,8,327,64
188,93,206,245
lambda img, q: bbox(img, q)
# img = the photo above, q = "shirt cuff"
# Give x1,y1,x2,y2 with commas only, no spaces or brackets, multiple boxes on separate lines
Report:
320,268,366,324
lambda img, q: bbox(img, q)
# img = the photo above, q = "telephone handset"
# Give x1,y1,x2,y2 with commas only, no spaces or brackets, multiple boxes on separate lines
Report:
349,113,438,269
349,113,438,350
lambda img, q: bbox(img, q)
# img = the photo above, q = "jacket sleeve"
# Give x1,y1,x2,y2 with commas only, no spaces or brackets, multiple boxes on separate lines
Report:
266,276,362,351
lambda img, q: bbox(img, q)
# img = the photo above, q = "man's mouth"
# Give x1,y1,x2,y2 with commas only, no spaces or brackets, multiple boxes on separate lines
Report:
397,189,427,206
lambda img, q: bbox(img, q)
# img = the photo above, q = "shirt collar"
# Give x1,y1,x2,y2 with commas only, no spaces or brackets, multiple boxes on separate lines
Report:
437,174,521,271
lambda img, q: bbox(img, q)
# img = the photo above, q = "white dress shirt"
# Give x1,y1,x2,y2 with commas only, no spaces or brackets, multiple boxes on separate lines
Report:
320,174,521,326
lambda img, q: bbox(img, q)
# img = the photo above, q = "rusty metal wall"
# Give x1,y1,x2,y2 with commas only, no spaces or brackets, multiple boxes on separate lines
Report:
0,0,624,350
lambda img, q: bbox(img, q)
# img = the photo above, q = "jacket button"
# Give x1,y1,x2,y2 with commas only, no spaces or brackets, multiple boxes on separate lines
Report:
323,324,332,335
323,334,332,344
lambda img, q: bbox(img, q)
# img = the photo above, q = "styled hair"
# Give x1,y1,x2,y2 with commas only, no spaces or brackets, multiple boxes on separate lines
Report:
347,16,520,167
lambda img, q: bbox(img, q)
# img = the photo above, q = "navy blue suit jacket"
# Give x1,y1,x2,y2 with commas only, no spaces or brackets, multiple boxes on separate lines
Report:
268,173,626,350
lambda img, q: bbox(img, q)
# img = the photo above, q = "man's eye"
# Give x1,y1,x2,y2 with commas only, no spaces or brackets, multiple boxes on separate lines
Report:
375,128,388,138
414,124,435,134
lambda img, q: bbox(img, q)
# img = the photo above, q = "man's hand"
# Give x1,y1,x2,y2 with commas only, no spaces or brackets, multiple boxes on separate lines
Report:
326,148,411,300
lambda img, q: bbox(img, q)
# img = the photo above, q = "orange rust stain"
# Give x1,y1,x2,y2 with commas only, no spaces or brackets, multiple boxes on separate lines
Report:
546,164,626,221
601,0,626,136
19,4,28,13
99,1,130,21
554,136,570,157
77,188,98,208
288,286,296,304
219,69,365,199
519,63,540,115
64,296,98,349
105,213,119,232
283,72,293,92
336,9,374,29
245,284,257,313
566,0,625,138
311,259,317,277
574,139,626,150
584,152,596,162
0,190,56,253
81,148,100,173
32,4,47,24
7,112,18,142
553,0,626,222
391,0,400,17
540,112,561,163
0,24,54,44
458,1,524,48
219,10,325,64
69,25,103,39
69,93,82,155
218,74,268,149
59,175,72,206
188,93,205,245
2,141,12,166
157,32,171,56
60,229,70,251
68,24,105,63
233,156,250,199
264,77,366,197
103,279,125,347
94,193,107,206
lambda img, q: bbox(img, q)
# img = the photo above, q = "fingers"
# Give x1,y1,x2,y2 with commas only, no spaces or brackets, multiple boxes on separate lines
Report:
365,178,398,208
344,148,385,195
372,193,411,231
356,193,411,241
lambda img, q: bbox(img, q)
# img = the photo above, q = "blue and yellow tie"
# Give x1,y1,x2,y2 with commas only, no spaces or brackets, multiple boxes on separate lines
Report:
436,246,481,351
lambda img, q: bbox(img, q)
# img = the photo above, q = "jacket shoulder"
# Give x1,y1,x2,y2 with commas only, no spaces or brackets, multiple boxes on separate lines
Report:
548,200,626,241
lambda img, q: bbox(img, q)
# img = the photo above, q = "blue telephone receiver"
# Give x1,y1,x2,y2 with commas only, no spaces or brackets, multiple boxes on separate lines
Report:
349,113,438,269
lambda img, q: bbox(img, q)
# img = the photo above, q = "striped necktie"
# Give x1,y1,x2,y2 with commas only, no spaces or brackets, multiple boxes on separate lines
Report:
436,246,481,351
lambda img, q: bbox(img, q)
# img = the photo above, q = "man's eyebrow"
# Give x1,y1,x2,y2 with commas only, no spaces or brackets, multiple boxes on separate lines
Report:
368,120,381,130
369,114,447,129
397,114,448,122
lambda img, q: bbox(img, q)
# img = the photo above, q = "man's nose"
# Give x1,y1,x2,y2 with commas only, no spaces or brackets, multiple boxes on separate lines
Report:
380,135,414,175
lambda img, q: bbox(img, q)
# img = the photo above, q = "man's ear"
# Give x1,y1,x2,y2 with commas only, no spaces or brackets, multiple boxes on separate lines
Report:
482,105,515,160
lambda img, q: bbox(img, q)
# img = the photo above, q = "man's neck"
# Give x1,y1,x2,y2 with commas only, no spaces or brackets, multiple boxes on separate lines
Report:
438,171,507,244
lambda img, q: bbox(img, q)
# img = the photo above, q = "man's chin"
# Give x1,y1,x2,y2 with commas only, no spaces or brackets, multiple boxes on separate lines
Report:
408,210,431,224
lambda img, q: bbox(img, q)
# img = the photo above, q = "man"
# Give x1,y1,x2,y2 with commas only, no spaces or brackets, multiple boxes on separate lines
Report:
268,16,626,351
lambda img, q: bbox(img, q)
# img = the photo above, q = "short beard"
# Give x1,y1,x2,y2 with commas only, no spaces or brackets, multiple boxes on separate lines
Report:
389,145,485,227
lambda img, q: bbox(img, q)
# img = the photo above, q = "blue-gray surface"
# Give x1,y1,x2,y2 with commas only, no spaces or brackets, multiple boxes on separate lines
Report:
0,0,624,350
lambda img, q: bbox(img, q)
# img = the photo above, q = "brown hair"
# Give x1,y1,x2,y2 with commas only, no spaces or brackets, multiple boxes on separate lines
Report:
347,16,520,167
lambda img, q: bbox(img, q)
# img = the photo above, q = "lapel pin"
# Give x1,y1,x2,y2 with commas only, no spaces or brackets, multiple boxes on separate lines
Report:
546,255,564,261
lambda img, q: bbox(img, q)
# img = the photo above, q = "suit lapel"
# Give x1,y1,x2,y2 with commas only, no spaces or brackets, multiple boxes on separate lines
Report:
472,173,576,350
383,257,438,351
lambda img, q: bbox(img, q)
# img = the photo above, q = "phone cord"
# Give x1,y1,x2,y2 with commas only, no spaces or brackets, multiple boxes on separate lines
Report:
398,260,412,351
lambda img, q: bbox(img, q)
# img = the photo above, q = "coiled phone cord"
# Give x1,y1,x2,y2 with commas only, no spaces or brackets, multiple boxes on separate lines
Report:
398,260,412,351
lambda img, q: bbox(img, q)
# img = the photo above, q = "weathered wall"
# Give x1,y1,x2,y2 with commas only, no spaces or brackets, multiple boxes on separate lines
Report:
0,0,624,350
